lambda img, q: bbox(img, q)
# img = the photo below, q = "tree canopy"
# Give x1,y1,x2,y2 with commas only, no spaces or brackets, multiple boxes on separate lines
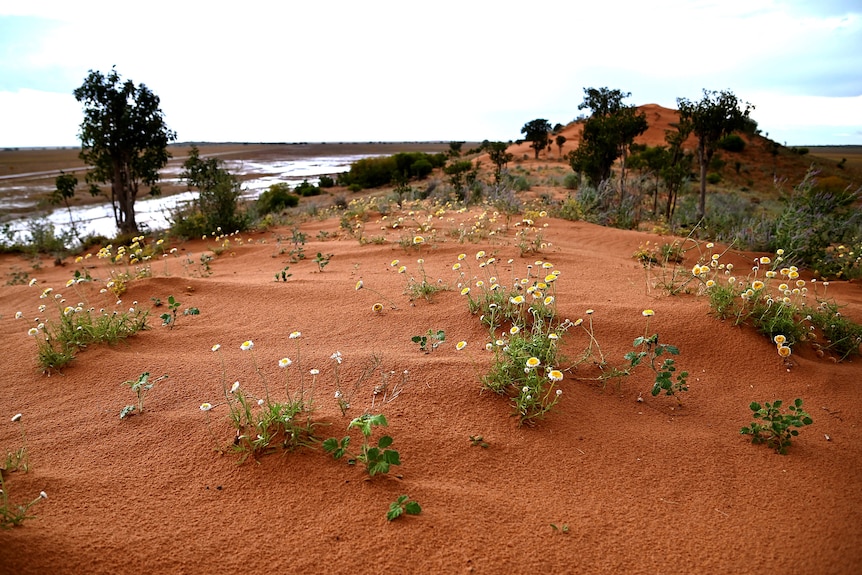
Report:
180,146,247,234
482,141,514,182
568,88,647,188
521,119,552,159
677,89,753,219
74,67,176,235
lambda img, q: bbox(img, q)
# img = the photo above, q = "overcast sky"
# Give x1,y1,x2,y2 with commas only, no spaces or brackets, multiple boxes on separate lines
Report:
1,0,860,148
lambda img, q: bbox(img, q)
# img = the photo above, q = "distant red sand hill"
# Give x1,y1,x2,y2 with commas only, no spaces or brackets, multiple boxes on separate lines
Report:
506,104,697,159
499,104,843,194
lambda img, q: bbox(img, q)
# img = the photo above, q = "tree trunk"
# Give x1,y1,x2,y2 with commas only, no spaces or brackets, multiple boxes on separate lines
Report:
113,159,138,235
619,147,628,200
697,144,708,221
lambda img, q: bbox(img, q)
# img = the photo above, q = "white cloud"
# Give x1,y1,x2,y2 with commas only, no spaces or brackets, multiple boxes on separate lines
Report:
0,89,80,147
1,0,859,145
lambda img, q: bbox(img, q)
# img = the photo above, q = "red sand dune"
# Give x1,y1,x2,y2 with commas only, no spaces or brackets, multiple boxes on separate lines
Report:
1,206,860,574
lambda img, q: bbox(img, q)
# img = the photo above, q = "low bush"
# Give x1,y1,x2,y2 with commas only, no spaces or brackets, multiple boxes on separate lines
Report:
718,134,746,152
257,183,300,215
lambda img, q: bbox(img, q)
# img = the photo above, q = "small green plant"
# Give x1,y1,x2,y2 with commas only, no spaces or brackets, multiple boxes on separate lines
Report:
1,414,46,529
206,339,319,463
411,329,445,353
387,495,422,521
323,413,401,477
469,435,489,448
0,475,47,529
4,414,29,473
314,252,333,272
806,300,862,361
550,523,570,534
625,311,689,404
120,372,168,419
741,398,813,455
274,266,292,282
159,295,199,329
402,258,448,302
289,227,306,262
5,268,30,286
29,294,149,372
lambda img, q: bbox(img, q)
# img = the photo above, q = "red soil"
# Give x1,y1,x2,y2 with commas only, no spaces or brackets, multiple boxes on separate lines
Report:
0,208,860,574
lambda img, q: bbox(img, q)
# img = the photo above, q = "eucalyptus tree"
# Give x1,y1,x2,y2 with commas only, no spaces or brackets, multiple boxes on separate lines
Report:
568,87,647,192
74,67,176,235
677,89,753,219
521,119,552,159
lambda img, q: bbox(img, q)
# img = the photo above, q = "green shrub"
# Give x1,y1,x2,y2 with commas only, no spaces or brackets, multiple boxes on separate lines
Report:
294,180,321,197
180,146,249,234
706,172,722,184
257,183,300,215
562,173,579,190
806,300,862,360
318,175,335,188
167,206,209,240
411,159,433,179
718,134,745,152
340,156,398,189
771,170,862,273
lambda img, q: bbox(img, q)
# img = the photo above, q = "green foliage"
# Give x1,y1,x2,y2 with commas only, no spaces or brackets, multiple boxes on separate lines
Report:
411,329,445,353
718,133,746,152
469,435,489,448
625,332,689,404
339,156,396,189
706,277,806,345
74,67,176,234
568,88,647,186
806,300,862,360
770,170,862,277
323,414,401,477
677,89,753,219
120,372,168,419
555,135,567,156
33,307,149,372
294,180,321,197
562,173,579,190
338,152,445,190
741,398,813,455
2,415,46,528
318,175,335,188
444,160,474,201
224,386,317,462
482,320,569,426
387,495,421,521
314,252,332,272
521,119,552,159
706,172,722,184
402,259,448,302
482,141,514,182
20,218,75,258
180,146,248,234
0,474,47,529
274,266,292,282
559,181,639,230
257,183,299,215
159,295,199,329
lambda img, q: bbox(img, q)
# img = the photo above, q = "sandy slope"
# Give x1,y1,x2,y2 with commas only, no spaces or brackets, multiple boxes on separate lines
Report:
0,206,860,574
